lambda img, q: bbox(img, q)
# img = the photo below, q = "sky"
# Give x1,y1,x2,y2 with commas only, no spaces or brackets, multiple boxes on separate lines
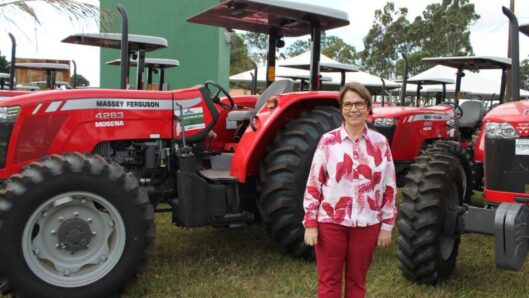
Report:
0,0,528,87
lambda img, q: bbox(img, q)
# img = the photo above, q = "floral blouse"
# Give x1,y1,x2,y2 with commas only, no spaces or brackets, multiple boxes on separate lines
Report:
303,123,397,231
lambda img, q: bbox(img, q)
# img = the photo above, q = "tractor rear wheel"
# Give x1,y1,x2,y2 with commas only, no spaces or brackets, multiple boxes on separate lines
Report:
0,153,155,298
258,106,342,259
396,152,463,283
426,140,475,204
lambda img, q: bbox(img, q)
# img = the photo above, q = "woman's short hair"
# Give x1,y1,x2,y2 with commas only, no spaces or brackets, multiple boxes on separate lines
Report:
338,82,372,108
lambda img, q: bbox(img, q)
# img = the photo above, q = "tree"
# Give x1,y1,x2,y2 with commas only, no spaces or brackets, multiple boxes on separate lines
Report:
0,1,106,27
230,33,254,75
70,73,89,87
361,1,479,79
360,3,411,79
0,1,113,36
284,33,358,64
0,55,8,72
240,32,270,64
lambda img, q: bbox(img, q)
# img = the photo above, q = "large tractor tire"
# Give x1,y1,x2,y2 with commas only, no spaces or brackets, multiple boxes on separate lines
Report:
397,152,464,284
426,140,475,204
258,106,342,259
0,153,155,298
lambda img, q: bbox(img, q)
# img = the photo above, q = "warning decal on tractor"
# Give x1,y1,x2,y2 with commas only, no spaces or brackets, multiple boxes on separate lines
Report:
515,139,529,155
175,107,205,133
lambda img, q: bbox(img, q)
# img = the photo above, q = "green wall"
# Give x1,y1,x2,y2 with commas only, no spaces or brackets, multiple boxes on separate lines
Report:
100,0,230,90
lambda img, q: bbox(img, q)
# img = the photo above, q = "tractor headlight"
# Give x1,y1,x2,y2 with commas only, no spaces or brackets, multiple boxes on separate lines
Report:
486,122,519,138
374,117,397,127
0,106,20,123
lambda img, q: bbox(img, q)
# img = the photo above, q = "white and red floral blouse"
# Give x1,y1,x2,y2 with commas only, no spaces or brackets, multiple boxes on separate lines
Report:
303,123,397,231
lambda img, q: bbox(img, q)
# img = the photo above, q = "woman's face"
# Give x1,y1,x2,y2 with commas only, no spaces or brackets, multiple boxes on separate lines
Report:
341,90,369,129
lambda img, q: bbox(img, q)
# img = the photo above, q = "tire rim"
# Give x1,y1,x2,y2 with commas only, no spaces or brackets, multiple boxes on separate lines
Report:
22,191,126,287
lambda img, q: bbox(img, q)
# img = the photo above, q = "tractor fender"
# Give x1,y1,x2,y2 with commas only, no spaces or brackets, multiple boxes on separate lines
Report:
230,91,339,182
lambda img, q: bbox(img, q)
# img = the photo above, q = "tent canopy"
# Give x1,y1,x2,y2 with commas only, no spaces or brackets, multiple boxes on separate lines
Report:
230,51,398,94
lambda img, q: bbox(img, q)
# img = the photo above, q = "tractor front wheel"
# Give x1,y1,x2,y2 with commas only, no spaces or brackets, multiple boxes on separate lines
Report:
397,152,464,283
0,153,155,298
426,140,475,204
258,106,342,259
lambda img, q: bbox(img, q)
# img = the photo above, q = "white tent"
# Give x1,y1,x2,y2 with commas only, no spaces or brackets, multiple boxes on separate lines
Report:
230,52,399,94
405,65,529,100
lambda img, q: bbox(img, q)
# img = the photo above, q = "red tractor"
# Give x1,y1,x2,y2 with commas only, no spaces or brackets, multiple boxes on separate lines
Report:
370,54,510,205
0,1,349,297
397,6,529,284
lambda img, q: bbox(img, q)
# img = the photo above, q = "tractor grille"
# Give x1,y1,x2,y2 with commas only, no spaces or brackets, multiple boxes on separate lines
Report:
485,137,529,194
0,122,14,168
372,125,396,147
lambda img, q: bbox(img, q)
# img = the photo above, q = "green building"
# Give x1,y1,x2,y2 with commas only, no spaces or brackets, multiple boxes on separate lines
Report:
100,0,230,89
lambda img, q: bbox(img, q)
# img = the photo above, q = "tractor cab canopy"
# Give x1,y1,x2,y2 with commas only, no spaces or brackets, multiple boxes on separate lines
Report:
407,77,455,106
106,58,179,68
15,62,70,90
62,33,168,90
188,0,349,90
106,58,180,90
423,56,511,105
62,33,167,52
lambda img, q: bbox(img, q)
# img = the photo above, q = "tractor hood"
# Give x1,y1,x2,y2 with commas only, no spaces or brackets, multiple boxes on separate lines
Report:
483,99,529,123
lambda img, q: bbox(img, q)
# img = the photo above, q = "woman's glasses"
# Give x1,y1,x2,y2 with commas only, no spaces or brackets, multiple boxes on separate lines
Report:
342,101,368,111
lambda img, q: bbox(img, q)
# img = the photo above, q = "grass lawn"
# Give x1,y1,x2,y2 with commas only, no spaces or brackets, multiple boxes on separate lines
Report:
123,193,529,298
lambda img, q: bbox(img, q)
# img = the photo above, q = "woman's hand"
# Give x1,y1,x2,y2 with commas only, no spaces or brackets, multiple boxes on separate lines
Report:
304,227,318,246
377,230,392,247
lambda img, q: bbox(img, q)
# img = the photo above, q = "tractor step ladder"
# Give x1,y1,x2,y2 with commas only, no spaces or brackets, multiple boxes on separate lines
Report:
198,154,255,228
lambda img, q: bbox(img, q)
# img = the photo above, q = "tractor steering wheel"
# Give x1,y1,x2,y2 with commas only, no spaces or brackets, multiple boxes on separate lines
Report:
204,80,235,110
441,101,463,119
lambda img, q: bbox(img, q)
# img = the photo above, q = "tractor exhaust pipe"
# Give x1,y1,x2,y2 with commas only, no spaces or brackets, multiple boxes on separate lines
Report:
503,6,520,101
117,4,129,90
400,53,408,106
8,33,15,90
72,60,77,89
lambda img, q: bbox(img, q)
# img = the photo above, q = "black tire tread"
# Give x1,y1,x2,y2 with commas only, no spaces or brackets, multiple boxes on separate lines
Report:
0,153,155,297
396,152,464,284
258,106,341,259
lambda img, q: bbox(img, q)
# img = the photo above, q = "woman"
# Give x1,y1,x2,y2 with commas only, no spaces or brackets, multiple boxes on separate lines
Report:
303,82,397,298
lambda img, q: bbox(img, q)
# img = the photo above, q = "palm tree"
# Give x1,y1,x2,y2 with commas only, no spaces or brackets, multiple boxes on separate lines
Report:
0,0,112,31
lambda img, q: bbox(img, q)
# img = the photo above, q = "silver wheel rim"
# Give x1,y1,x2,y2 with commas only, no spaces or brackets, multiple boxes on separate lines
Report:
22,191,126,287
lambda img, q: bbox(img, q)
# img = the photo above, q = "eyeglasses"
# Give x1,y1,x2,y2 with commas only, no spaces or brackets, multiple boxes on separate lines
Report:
342,101,368,111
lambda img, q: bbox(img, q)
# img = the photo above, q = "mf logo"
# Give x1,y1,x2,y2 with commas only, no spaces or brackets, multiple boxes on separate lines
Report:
524,109,529,116
516,123,529,136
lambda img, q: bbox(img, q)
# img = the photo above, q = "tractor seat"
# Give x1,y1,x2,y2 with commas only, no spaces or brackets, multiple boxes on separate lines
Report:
458,100,485,129
227,80,294,121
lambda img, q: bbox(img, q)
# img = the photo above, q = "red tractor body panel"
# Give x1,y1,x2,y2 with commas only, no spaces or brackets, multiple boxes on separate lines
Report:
0,90,30,98
230,91,339,182
481,99,529,204
206,95,258,152
0,88,216,178
371,105,455,161
476,100,529,162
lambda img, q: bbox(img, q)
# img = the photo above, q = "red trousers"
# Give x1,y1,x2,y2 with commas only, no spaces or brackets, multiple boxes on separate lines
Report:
315,222,381,298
